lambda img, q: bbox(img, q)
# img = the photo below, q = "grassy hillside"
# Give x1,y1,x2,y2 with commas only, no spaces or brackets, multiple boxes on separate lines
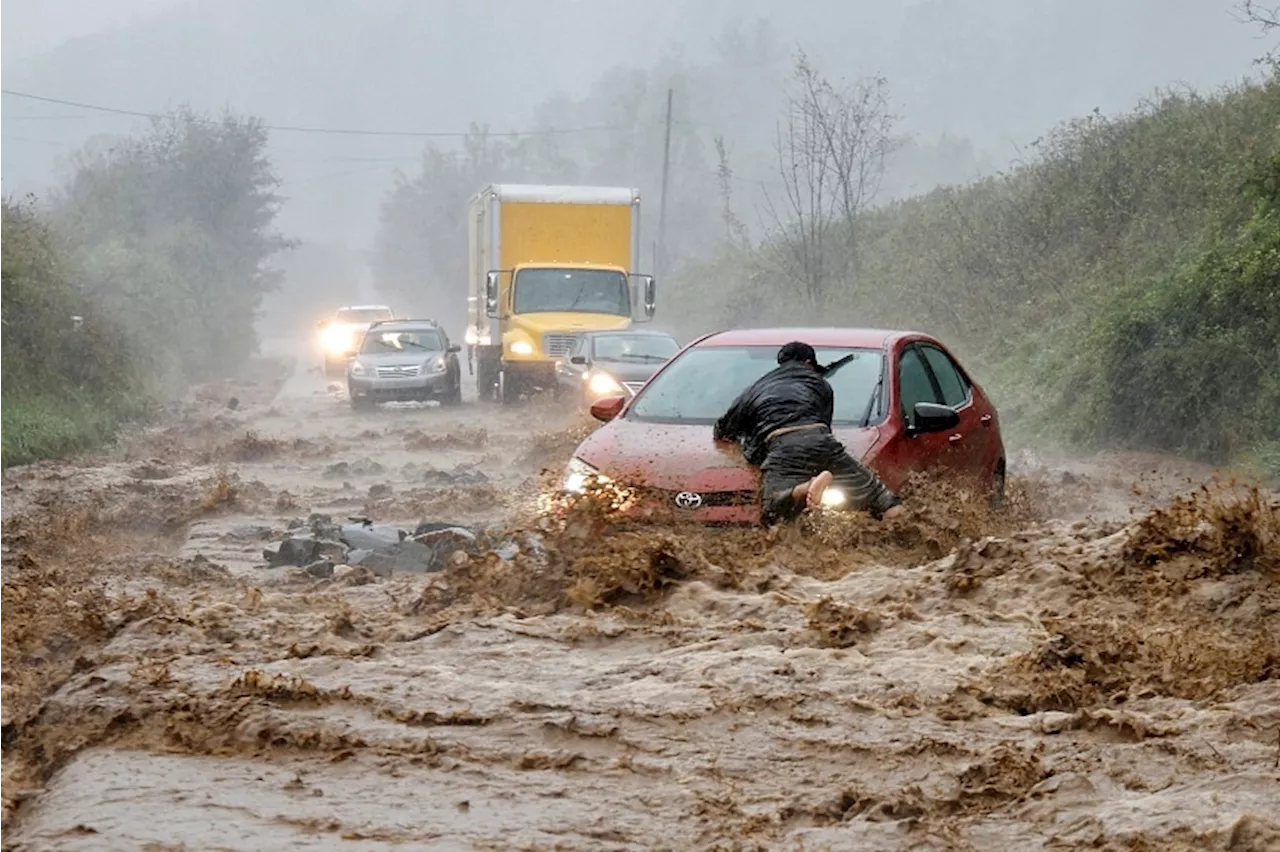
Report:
1,201,150,467
670,73,1280,475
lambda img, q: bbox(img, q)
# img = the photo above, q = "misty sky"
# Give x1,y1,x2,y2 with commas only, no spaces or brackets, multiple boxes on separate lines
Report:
2,0,1271,261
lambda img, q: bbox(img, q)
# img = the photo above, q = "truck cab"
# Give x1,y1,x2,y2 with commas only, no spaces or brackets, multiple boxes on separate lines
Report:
466,185,656,403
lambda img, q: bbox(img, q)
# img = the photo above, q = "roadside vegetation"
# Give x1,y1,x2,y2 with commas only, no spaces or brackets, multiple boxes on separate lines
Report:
2,110,289,468
375,32,1280,477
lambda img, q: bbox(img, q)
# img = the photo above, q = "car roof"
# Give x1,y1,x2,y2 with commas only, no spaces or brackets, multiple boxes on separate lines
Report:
369,319,439,328
582,329,676,338
695,327,922,349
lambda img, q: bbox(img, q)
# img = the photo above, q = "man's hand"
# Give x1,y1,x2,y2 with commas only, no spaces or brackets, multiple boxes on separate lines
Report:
882,504,908,520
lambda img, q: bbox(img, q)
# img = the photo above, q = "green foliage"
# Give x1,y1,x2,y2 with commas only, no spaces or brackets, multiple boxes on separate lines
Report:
668,73,1280,470
54,108,291,387
3,107,289,466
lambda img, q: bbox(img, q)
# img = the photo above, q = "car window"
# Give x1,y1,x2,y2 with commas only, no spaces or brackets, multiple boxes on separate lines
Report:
897,346,939,425
628,345,883,425
592,334,679,363
920,345,970,407
360,329,442,354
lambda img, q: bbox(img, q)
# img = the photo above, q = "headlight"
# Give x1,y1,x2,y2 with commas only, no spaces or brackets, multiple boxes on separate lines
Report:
587,371,623,396
509,339,534,356
563,457,606,494
427,356,447,374
322,325,354,354
349,360,367,377
820,487,847,508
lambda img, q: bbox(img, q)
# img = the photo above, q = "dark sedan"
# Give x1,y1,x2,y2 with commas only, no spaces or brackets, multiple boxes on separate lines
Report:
554,330,682,406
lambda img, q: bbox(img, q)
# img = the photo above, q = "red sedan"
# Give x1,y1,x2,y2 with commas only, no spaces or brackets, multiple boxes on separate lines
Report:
562,327,1006,524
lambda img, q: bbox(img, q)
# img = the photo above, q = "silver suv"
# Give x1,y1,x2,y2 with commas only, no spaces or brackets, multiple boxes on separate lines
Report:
347,320,463,409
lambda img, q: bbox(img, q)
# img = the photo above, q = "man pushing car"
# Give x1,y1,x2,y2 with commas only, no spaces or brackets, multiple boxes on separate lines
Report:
713,341,907,525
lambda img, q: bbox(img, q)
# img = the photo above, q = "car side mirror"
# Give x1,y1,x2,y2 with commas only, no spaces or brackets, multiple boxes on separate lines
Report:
485,271,500,317
570,355,587,365
446,344,461,354
590,395,625,423
909,402,960,435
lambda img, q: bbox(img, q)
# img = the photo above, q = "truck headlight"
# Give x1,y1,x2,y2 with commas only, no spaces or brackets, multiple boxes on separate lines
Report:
509,340,534,356
587,371,623,396
563,457,606,494
349,360,367,377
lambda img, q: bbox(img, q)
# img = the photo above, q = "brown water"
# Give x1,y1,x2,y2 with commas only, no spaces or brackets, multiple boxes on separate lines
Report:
3,351,1277,851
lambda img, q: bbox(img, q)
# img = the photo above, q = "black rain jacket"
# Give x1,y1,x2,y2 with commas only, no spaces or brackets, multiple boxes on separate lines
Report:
713,362,833,466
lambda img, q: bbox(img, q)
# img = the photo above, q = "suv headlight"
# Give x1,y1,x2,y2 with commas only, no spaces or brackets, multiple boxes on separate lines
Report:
427,356,447,374
349,360,367,377
562,457,607,494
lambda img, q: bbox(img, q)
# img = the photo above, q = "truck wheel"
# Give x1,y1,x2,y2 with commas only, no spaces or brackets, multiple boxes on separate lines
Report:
498,369,519,405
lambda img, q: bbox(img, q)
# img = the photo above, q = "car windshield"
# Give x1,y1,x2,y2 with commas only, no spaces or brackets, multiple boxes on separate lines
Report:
337,308,394,324
592,334,679,363
514,268,629,316
628,345,884,425
360,328,442,354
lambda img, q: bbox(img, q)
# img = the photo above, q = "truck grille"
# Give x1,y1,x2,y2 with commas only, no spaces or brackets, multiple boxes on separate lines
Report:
375,364,420,378
543,333,577,357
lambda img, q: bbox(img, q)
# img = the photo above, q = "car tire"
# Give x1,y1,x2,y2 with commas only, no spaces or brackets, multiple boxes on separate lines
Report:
350,393,375,412
989,460,1007,508
444,376,463,406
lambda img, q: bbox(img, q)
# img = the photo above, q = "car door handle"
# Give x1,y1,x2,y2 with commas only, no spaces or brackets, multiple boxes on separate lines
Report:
980,414,993,426
949,433,963,443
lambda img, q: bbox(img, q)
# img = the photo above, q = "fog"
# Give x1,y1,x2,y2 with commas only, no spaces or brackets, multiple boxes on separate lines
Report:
1,0,1266,325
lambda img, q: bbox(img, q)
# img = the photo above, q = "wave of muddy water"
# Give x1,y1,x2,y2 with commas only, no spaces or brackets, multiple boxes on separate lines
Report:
3,352,1278,851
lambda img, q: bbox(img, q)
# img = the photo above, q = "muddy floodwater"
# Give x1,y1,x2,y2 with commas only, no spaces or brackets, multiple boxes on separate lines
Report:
2,352,1278,851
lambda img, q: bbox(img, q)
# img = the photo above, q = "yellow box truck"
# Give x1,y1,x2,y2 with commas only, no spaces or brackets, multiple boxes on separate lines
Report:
466,184,656,403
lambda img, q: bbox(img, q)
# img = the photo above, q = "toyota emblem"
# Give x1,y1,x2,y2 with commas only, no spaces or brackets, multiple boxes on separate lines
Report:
673,491,703,510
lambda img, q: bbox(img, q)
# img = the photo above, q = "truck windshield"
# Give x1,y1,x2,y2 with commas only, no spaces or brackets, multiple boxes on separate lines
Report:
513,269,629,316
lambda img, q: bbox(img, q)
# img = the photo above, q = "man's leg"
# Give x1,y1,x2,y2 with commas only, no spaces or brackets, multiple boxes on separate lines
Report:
823,439,904,518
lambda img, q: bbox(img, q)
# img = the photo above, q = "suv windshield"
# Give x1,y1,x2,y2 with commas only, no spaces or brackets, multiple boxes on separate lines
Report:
514,268,629,316
360,328,442,354
337,308,394,324
628,345,883,425
592,334,679,363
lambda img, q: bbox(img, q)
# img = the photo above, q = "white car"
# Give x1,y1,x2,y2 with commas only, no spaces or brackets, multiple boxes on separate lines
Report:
318,305,395,376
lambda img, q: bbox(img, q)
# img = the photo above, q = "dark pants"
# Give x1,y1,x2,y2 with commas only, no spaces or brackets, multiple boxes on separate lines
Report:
759,428,900,525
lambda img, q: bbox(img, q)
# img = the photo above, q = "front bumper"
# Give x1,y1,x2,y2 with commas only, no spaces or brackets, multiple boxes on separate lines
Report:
349,373,452,401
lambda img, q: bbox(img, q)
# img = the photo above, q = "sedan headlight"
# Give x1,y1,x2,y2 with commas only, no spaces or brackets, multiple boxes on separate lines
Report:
509,339,534,356
349,360,368,377
563,457,607,494
587,371,623,396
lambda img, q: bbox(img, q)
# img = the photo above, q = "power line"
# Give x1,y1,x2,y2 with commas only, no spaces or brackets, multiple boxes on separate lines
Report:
0,89,639,139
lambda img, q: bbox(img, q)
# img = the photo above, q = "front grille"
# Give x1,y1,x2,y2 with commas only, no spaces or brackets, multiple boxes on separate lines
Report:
629,488,756,510
375,364,420,378
543,333,577,357
622,381,645,395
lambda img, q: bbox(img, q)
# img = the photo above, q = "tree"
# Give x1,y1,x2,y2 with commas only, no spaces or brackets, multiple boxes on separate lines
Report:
761,52,898,308
53,107,290,384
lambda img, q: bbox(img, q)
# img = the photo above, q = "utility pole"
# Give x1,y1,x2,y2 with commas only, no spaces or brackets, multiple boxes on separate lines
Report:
656,87,673,283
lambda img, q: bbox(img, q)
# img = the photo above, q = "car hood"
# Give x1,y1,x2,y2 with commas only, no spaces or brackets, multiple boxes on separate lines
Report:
588,360,668,383
357,351,444,366
574,418,882,492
